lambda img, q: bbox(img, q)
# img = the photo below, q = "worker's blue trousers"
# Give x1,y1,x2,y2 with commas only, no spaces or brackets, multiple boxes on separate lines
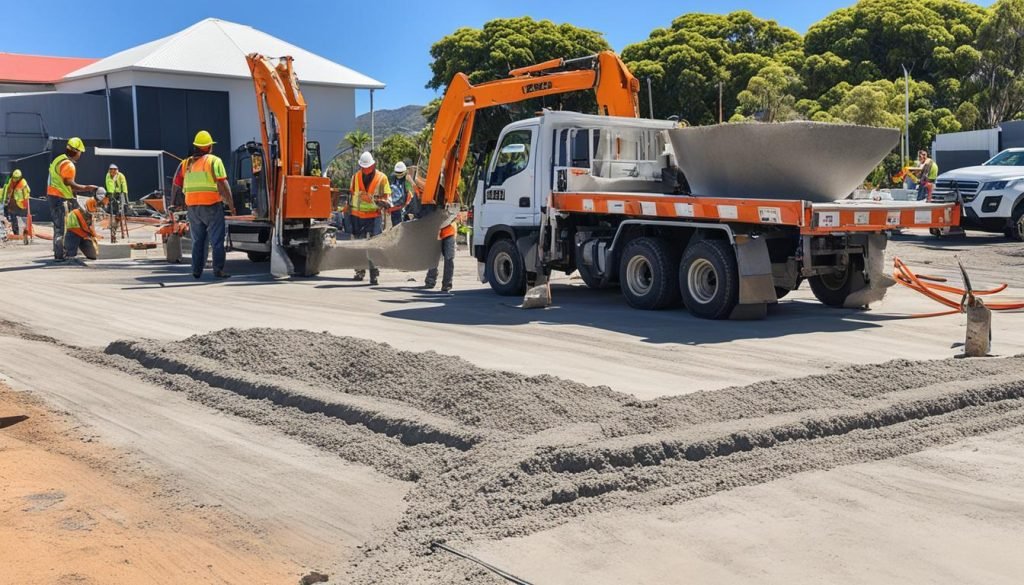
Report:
188,203,226,276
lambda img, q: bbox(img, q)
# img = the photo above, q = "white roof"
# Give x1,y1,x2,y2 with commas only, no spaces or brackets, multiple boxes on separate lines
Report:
63,18,384,89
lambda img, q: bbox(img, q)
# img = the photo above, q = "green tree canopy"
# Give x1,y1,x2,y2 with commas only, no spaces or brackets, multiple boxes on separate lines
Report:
374,134,421,177
736,64,803,122
622,11,802,124
427,17,610,147
804,0,987,105
971,0,1024,126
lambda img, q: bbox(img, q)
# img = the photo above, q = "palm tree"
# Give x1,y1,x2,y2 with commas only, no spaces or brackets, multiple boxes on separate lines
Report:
341,130,372,174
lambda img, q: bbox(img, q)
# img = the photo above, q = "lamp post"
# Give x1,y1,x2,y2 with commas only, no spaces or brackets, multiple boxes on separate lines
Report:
902,64,911,164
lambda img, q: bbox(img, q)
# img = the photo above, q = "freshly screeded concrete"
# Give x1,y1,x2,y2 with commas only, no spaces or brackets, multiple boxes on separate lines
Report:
1,229,1023,583
669,122,901,201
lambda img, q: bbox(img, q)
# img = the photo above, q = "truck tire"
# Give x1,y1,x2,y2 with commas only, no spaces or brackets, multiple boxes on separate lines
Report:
247,251,270,263
618,237,680,310
808,256,866,307
486,238,526,296
1006,203,1024,242
679,239,739,320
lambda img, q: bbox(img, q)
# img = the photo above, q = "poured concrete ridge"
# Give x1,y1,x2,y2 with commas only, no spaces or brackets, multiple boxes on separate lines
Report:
320,208,454,272
669,122,900,202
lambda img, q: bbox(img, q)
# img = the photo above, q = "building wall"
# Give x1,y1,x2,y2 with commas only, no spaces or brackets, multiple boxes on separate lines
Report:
57,71,357,160
0,92,109,171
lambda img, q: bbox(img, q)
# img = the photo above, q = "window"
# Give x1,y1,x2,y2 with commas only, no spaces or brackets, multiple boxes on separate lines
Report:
489,129,532,186
985,150,1024,167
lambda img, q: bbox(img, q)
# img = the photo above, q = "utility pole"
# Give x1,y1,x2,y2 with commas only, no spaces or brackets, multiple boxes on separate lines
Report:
902,65,910,164
646,77,654,119
719,81,724,124
370,89,376,151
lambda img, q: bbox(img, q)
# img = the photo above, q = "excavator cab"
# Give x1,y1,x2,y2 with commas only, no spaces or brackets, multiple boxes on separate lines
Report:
304,141,323,177
229,141,269,218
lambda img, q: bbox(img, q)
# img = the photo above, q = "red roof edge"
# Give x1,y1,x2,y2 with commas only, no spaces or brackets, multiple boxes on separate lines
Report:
0,52,101,84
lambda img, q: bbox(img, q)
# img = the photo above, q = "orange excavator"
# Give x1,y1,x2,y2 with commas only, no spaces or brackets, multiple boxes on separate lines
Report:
244,53,332,277
316,50,642,273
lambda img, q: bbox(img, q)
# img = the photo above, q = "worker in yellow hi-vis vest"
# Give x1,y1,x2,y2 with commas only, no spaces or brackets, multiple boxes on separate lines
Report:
47,137,99,261
2,169,30,237
104,163,129,242
171,130,235,279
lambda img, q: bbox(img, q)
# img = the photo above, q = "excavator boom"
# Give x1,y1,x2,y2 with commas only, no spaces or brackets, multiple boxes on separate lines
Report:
420,50,640,207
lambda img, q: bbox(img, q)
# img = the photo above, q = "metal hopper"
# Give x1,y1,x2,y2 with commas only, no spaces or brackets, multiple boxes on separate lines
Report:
668,122,900,202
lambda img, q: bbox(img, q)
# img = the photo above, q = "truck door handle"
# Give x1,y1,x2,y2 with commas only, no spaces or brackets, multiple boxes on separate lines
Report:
519,197,530,208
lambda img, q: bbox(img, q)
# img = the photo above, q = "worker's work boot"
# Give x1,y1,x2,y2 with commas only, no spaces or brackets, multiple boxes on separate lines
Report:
353,270,365,281
369,269,380,286
441,283,452,293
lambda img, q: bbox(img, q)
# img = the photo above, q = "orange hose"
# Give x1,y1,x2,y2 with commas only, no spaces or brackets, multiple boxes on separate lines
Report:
893,257,1024,316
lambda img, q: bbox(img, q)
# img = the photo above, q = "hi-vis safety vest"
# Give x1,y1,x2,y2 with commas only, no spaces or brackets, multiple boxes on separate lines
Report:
105,172,127,195
349,170,390,218
65,208,95,240
48,154,75,199
182,155,223,206
2,178,29,209
926,158,939,181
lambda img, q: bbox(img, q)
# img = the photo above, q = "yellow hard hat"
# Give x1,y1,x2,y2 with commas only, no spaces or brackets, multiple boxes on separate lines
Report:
67,137,86,152
193,130,215,147
12,169,22,179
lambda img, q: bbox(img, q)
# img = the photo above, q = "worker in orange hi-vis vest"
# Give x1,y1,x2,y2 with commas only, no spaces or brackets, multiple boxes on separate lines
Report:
63,204,99,261
346,151,391,285
424,219,458,293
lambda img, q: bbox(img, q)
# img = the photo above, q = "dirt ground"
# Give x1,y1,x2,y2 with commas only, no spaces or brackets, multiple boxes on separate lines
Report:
0,384,303,584
1,226,1023,584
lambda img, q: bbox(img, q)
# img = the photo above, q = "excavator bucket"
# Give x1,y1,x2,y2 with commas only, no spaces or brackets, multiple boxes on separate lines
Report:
317,207,457,272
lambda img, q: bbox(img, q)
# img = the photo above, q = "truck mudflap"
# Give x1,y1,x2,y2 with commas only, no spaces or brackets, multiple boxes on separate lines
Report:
842,233,894,308
729,235,775,320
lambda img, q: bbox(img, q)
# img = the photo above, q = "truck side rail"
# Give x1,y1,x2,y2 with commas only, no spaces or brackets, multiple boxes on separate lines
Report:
550,191,960,234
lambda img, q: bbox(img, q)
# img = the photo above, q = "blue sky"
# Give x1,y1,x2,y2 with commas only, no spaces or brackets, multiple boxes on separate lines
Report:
5,0,988,114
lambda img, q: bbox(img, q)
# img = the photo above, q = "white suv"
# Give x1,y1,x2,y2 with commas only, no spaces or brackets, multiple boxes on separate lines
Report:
931,148,1024,241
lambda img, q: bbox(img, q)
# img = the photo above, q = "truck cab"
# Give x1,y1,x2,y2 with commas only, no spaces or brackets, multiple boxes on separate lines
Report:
931,147,1024,241
472,112,677,291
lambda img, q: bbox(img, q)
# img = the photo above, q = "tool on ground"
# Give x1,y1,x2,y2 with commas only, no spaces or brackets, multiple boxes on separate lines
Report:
430,542,534,585
893,256,1024,356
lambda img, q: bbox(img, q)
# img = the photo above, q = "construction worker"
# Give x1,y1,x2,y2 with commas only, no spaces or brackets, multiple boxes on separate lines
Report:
1,169,30,236
406,186,457,292
425,219,458,292
47,137,99,261
348,151,391,284
387,161,415,229
171,130,235,279
104,163,128,242
912,149,939,201
62,203,99,261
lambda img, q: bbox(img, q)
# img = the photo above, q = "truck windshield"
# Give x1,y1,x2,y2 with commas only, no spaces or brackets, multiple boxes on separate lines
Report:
984,151,1024,166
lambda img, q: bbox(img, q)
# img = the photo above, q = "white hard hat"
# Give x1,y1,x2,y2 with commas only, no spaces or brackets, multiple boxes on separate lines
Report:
109,163,118,170
95,187,107,198
358,151,375,168
394,161,407,174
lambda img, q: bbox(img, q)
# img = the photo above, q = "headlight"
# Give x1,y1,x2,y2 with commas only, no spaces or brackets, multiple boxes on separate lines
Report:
982,180,1009,191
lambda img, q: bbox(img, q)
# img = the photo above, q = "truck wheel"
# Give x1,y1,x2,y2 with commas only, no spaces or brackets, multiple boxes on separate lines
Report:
679,239,739,320
1006,204,1024,242
808,256,866,307
619,237,680,310
247,251,270,263
486,239,526,296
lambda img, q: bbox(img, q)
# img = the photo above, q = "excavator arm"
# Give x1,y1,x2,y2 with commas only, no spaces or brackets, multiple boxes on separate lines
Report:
246,53,329,223
420,51,640,207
